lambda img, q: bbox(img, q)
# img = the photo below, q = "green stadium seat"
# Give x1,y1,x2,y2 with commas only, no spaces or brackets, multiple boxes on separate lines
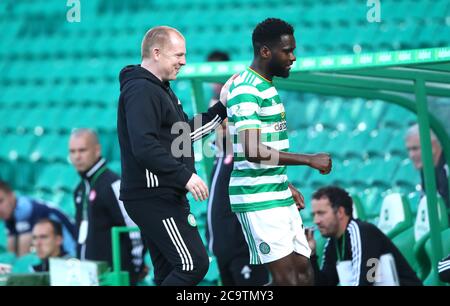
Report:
351,193,367,221
12,253,41,274
377,193,414,239
30,134,69,163
0,252,16,266
393,158,420,190
358,187,384,220
35,164,79,192
392,227,420,275
0,221,7,252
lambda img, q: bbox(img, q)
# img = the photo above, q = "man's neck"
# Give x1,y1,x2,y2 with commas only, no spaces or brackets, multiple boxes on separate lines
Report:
250,59,272,81
141,60,163,82
433,149,443,166
50,248,61,258
336,217,350,239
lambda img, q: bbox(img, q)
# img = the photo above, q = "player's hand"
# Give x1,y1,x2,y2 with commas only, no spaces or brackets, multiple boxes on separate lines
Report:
220,73,239,107
310,153,332,174
288,183,305,210
305,227,316,256
185,173,209,201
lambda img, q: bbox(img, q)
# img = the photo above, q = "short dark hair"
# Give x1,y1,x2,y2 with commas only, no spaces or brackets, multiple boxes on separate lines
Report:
252,18,294,56
0,180,13,194
34,218,63,237
312,186,353,217
207,50,230,62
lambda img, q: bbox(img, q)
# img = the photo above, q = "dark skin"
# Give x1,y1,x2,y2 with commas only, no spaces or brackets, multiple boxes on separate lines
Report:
242,34,332,285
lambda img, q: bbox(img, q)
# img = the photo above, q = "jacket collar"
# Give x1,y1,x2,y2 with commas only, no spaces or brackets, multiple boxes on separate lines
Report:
82,157,107,180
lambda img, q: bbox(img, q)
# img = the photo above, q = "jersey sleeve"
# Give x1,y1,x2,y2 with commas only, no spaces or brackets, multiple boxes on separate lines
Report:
227,85,262,133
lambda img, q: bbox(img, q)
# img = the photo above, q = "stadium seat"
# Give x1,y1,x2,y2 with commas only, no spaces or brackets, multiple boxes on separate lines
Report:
351,194,367,221
377,193,414,239
357,187,384,221
12,253,41,274
393,158,420,190
0,221,6,252
0,251,16,266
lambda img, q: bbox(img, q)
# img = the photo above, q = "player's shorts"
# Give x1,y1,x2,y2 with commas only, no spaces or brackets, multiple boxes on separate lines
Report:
236,204,311,264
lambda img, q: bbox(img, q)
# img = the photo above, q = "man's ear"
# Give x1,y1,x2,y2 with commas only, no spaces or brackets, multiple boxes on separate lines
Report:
95,144,101,159
56,235,63,247
337,206,346,219
152,47,161,60
260,45,272,60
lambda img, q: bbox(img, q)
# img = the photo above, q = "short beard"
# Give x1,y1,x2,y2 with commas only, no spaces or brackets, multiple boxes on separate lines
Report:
268,58,289,78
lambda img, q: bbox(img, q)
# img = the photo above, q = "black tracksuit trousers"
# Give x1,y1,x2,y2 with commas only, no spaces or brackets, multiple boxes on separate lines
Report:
124,193,209,286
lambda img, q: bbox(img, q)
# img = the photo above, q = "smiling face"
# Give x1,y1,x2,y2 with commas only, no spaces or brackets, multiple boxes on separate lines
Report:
157,32,186,81
267,34,296,78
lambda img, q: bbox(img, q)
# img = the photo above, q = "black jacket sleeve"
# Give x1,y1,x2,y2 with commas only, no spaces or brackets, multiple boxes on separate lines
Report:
189,101,227,142
438,254,450,283
312,239,340,286
124,80,192,189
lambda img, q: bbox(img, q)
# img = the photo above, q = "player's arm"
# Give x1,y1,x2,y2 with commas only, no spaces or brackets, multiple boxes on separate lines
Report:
239,129,332,173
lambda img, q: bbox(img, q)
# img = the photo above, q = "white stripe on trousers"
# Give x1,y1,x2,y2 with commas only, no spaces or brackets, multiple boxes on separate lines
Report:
162,217,194,271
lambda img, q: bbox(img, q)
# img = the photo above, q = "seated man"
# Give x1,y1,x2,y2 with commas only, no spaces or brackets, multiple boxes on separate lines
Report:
307,186,422,286
32,218,70,272
405,124,449,218
0,181,76,257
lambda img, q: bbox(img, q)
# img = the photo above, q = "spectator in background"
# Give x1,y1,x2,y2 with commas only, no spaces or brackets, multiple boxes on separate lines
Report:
307,186,422,286
69,128,146,285
205,50,269,285
0,181,76,257
32,218,70,272
405,124,449,214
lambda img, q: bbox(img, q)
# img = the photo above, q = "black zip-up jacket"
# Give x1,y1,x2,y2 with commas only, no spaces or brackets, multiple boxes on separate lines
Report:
311,219,422,286
117,65,227,200
73,158,144,279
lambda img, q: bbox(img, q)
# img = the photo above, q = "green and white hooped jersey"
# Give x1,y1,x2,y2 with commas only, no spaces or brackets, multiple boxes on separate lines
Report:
227,67,293,213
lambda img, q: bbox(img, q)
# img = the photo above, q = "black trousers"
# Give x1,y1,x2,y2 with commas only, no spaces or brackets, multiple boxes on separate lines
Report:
124,193,209,286
218,255,270,286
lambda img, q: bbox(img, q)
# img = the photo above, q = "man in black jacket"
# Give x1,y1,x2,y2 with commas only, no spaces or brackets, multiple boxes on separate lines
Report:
69,129,145,285
117,26,234,286
307,186,422,286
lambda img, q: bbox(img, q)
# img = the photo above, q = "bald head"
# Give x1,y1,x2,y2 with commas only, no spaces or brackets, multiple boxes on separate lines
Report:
70,128,99,145
141,26,184,60
69,129,101,173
